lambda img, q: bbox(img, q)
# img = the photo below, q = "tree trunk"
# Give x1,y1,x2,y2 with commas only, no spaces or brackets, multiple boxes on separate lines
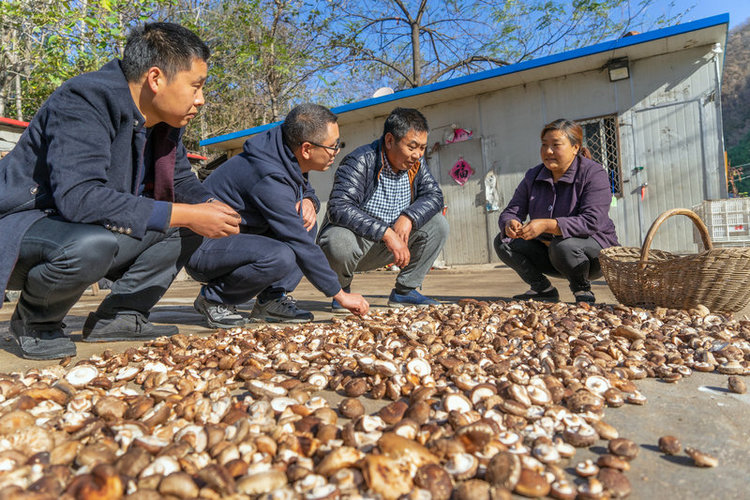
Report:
411,22,420,87
117,11,125,58
270,94,278,122
14,72,22,120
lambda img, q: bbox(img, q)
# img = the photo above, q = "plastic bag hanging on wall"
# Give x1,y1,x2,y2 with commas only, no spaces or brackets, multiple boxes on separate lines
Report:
450,157,474,186
445,124,473,144
484,171,501,212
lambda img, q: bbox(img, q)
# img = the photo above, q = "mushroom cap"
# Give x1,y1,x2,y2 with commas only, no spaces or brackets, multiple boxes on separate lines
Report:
315,446,364,477
360,454,413,500
657,436,682,455
485,450,521,489
236,470,288,495
455,479,491,500
513,468,551,497
597,467,632,498
414,464,453,500
377,432,439,468
608,438,639,460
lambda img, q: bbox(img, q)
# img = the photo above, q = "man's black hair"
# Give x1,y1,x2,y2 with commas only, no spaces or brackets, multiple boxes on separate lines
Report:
122,22,210,82
383,107,429,141
281,103,338,150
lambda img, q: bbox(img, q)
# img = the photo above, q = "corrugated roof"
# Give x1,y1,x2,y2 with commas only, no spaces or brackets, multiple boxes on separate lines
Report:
201,13,729,149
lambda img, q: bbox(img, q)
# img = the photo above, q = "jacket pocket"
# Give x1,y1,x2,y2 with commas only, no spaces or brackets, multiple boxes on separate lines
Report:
0,184,51,216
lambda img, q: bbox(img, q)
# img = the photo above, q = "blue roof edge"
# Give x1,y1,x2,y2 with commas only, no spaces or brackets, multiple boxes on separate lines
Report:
202,121,280,146
201,13,729,147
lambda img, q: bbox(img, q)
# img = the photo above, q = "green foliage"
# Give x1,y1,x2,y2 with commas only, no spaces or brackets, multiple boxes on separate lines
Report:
723,20,750,196
165,0,341,151
728,129,750,196
1,0,686,154
1,0,173,120
728,132,750,168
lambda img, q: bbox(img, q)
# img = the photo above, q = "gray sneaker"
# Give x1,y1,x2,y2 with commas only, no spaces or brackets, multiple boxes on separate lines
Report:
82,312,178,342
250,295,314,323
194,295,248,328
10,311,76,360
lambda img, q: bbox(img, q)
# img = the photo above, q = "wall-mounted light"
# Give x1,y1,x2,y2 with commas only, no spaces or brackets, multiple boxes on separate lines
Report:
607,57,630,82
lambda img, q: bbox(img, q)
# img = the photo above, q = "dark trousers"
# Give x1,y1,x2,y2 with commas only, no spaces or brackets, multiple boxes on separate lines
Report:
7,217,201,328
185,232,303,305
494,234,603,293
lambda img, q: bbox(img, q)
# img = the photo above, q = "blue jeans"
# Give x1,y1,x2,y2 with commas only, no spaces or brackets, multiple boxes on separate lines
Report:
8,216,201,328
494,234,602,293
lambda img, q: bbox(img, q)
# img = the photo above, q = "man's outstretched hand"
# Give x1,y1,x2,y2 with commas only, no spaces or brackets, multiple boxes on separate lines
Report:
333,289,369,316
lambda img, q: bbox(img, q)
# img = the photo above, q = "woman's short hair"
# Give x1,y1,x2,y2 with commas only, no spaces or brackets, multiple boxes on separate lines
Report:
541,119,592,159
122,23,210,83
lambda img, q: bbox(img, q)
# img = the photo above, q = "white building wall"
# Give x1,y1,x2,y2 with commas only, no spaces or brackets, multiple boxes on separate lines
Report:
305,44,724,264
621,46,725,253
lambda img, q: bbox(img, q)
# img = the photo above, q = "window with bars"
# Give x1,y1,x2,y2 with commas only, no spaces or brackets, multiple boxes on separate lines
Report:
578,115,622,196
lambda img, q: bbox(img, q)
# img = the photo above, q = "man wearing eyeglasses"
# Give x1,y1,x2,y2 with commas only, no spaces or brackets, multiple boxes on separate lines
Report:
186,103,369,325
319,107,448,310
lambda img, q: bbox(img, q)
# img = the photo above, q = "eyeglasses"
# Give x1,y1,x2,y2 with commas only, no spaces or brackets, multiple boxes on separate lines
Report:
308,139,341,153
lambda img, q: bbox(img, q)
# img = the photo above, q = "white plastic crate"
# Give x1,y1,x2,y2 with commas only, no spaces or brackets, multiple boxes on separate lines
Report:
712,240,750,248
692,199,750,245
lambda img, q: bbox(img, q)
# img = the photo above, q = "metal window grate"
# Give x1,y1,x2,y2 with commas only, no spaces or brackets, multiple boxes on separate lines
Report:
579,115,622,196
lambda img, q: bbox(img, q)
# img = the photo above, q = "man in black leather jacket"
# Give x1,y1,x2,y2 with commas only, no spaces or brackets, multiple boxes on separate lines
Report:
318,107,449,310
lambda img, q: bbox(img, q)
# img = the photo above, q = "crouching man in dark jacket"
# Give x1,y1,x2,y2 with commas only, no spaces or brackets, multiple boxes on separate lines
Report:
318,107,449,310
186,104,369,326
0,23,241,360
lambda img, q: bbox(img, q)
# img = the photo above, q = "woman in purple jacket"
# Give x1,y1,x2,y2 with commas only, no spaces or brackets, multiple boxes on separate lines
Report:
495,119,618,303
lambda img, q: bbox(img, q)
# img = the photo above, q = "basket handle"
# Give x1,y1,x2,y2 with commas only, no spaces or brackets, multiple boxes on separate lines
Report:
639,208,713,270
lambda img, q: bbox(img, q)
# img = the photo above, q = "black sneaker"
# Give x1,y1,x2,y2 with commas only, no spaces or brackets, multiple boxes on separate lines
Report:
9,311,76,360
251,294,314,323
82,312,178,343
573,290,596,304
512,287,560,303
193,295,248,328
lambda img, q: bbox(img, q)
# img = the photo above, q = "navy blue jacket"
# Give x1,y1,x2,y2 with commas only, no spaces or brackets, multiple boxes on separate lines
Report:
201,126,342,297
0,59,210,298
322,138,444,241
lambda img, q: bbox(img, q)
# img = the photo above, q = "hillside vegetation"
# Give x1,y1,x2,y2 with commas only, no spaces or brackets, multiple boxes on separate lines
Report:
722,18,750,194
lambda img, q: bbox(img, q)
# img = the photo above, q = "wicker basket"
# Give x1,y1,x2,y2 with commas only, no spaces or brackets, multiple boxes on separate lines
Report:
599,208,750,312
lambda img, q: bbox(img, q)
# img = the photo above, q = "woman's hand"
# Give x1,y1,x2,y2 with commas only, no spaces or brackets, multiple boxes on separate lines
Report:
518,219,560,240
505,219,523,238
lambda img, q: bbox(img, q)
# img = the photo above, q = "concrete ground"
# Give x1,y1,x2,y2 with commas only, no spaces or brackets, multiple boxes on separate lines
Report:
1,264,748,498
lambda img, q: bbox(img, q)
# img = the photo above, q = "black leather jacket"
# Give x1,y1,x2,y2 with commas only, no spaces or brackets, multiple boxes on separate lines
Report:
321,138,444,241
